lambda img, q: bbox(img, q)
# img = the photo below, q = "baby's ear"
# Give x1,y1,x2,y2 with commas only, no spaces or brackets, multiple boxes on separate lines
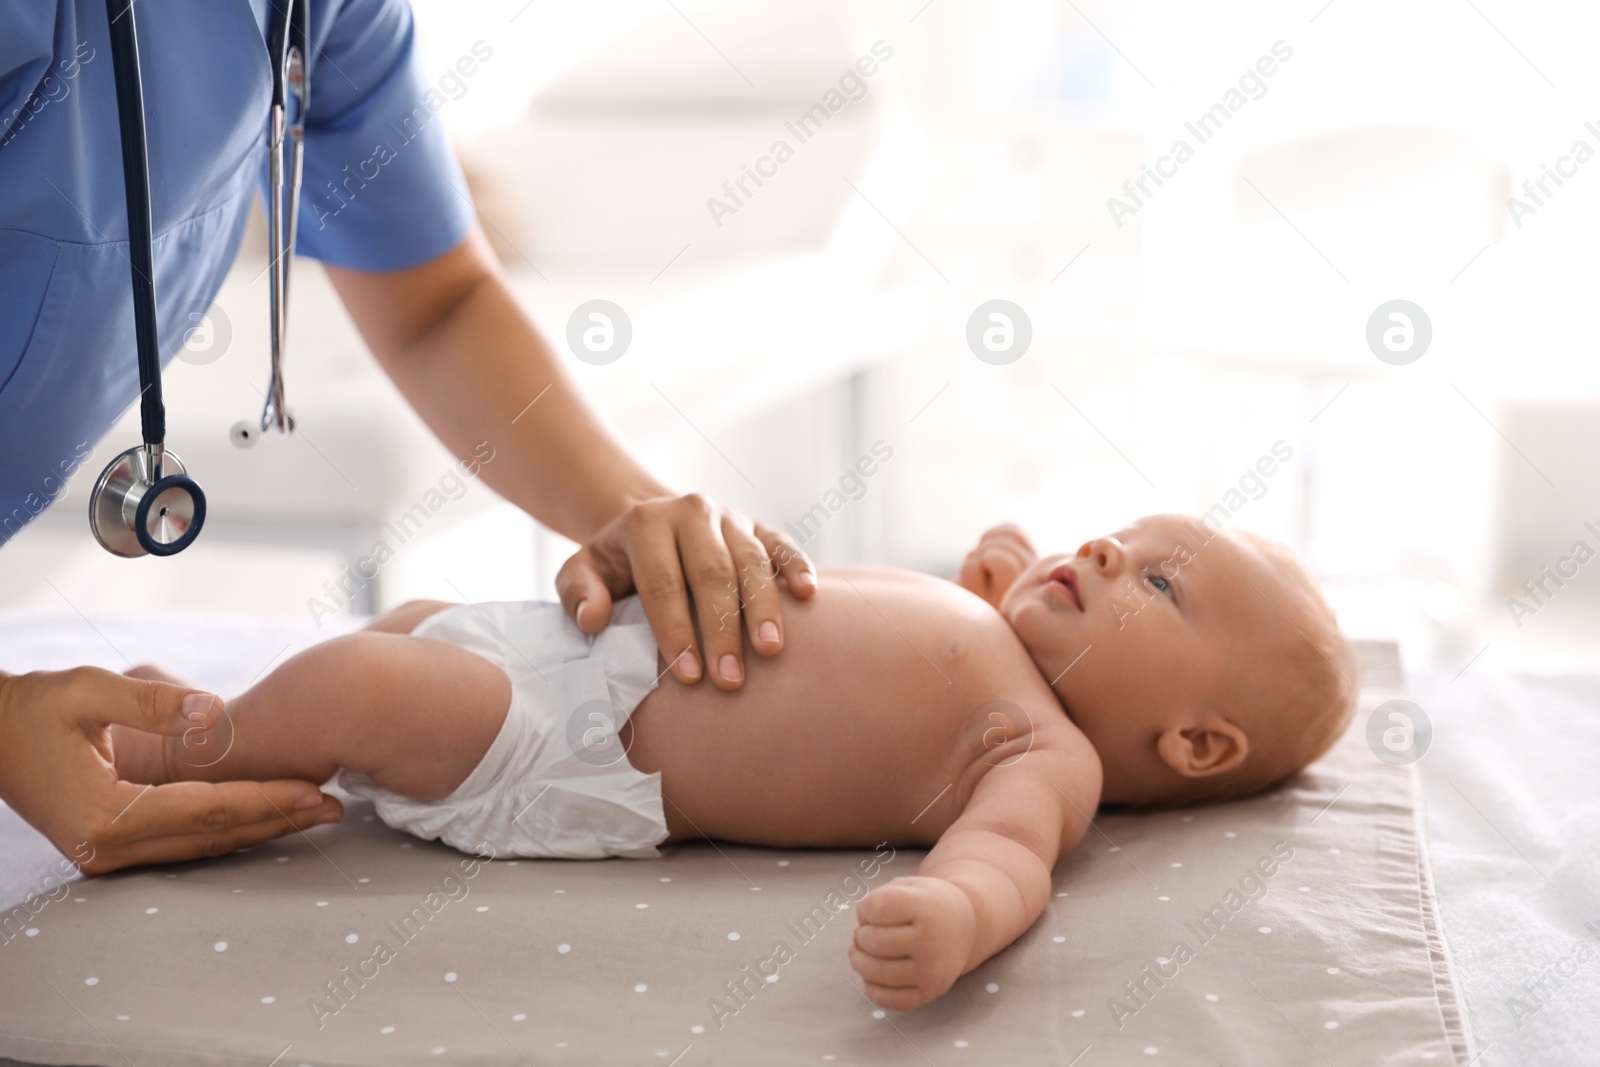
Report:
1155,718,1248,779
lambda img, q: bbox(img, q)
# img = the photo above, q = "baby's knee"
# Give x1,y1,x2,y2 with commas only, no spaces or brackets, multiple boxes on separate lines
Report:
283,632,413,704
277,632,446,748
314,630,510,796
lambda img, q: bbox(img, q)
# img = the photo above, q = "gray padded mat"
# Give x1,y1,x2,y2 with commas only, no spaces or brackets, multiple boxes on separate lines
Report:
0,615,1468,1065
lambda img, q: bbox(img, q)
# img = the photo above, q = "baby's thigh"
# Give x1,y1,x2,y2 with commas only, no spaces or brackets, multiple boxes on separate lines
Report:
361,599,457,635
265,630,512,800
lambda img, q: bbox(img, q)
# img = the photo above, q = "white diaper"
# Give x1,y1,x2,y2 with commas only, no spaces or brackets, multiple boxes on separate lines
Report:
338,598,669,860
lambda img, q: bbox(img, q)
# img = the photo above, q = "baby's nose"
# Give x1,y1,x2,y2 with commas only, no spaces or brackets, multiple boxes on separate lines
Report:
1082,536,1125,574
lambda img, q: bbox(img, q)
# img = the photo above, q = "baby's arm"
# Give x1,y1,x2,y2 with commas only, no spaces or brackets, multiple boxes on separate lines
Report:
167,603,510,802
849,754,1087,1009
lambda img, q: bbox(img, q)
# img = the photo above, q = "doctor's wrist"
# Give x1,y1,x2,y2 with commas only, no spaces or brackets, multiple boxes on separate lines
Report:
601,482,674,530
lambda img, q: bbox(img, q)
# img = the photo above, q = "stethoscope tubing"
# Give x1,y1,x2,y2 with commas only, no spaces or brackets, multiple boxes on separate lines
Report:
103,0,165,451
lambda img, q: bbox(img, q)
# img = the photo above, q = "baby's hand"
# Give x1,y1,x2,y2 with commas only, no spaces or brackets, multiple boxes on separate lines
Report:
957,524,1037,608
850,876,977,1010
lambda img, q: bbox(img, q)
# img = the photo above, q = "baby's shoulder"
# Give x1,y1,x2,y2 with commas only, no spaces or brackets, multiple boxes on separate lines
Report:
1029,720,1104,809
954,691,1103,805
943,709,1101,859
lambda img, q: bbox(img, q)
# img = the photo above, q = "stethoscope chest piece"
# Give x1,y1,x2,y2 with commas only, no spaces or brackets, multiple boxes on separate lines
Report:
89,445,206,558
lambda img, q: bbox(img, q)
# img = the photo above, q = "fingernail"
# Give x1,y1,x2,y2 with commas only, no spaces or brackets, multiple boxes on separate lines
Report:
182,693,214,722
719,654,743,684
575,598,589,625
315,809,342,825
678,651,702,681
294,791,324,810
759,621,780,646
797,571,817,591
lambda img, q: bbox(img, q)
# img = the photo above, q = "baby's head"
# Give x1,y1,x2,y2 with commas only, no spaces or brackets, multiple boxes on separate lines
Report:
1001,514,1355,807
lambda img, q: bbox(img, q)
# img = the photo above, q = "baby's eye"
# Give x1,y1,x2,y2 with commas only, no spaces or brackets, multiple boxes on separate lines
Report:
1145,572,1176,599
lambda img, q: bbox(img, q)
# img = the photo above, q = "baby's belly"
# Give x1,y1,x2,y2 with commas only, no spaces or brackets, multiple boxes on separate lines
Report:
617,568,1061,849
623,671,969,849
619,602,1021,848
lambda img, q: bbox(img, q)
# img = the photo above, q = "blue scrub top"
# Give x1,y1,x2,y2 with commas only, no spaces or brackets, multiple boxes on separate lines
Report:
0,0,474,547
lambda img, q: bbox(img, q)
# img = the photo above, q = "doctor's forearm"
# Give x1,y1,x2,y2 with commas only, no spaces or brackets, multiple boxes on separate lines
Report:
328,234,668,543
392,275,666,540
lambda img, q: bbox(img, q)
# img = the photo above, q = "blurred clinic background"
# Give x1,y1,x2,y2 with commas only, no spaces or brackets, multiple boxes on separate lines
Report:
4,0,1598,677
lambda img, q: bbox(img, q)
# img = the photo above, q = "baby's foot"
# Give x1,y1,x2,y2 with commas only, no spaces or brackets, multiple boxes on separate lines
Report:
109,664,195,785
108,721,175,786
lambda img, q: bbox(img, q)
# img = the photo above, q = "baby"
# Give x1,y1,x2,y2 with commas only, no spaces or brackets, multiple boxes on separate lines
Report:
114,513,1355,1010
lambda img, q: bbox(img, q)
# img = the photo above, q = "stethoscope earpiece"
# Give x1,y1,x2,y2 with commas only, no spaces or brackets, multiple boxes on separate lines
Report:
229,421,259,449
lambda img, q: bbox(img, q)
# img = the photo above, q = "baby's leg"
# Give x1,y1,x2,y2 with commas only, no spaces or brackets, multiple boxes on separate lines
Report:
361,598,456,635
172,620,510,802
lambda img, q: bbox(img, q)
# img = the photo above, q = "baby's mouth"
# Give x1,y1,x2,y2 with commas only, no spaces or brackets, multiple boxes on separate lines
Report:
1045,563,1083,611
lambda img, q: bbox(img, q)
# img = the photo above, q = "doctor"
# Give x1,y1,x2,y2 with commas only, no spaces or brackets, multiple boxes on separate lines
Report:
0,1,814,873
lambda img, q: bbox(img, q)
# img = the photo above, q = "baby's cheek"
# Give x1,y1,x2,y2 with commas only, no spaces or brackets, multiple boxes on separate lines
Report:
1007,598,1055,643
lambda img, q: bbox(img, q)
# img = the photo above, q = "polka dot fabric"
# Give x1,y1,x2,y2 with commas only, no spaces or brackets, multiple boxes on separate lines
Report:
0,649,1465,1064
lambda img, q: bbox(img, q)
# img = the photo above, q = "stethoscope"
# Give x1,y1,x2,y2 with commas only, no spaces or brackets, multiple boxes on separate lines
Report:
88,0,308,557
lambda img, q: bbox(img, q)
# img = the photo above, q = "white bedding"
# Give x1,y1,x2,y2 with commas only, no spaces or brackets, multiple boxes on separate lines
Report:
1410,669,1600,1064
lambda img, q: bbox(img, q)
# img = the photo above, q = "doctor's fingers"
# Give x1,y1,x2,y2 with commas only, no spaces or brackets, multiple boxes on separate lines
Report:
45,664,227,736
80,780,341,875
81,812,336,876
624,515,708,687
721,516,788,659
555,543,621,635
122,663,195,687
676,508,750,691
752,520,816,600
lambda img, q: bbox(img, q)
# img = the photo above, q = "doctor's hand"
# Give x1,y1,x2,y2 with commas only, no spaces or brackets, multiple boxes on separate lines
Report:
556,494,817,691
0,667,342,875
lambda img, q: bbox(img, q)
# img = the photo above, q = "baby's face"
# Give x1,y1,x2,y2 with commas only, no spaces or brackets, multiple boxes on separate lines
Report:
1000,515,1304,794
